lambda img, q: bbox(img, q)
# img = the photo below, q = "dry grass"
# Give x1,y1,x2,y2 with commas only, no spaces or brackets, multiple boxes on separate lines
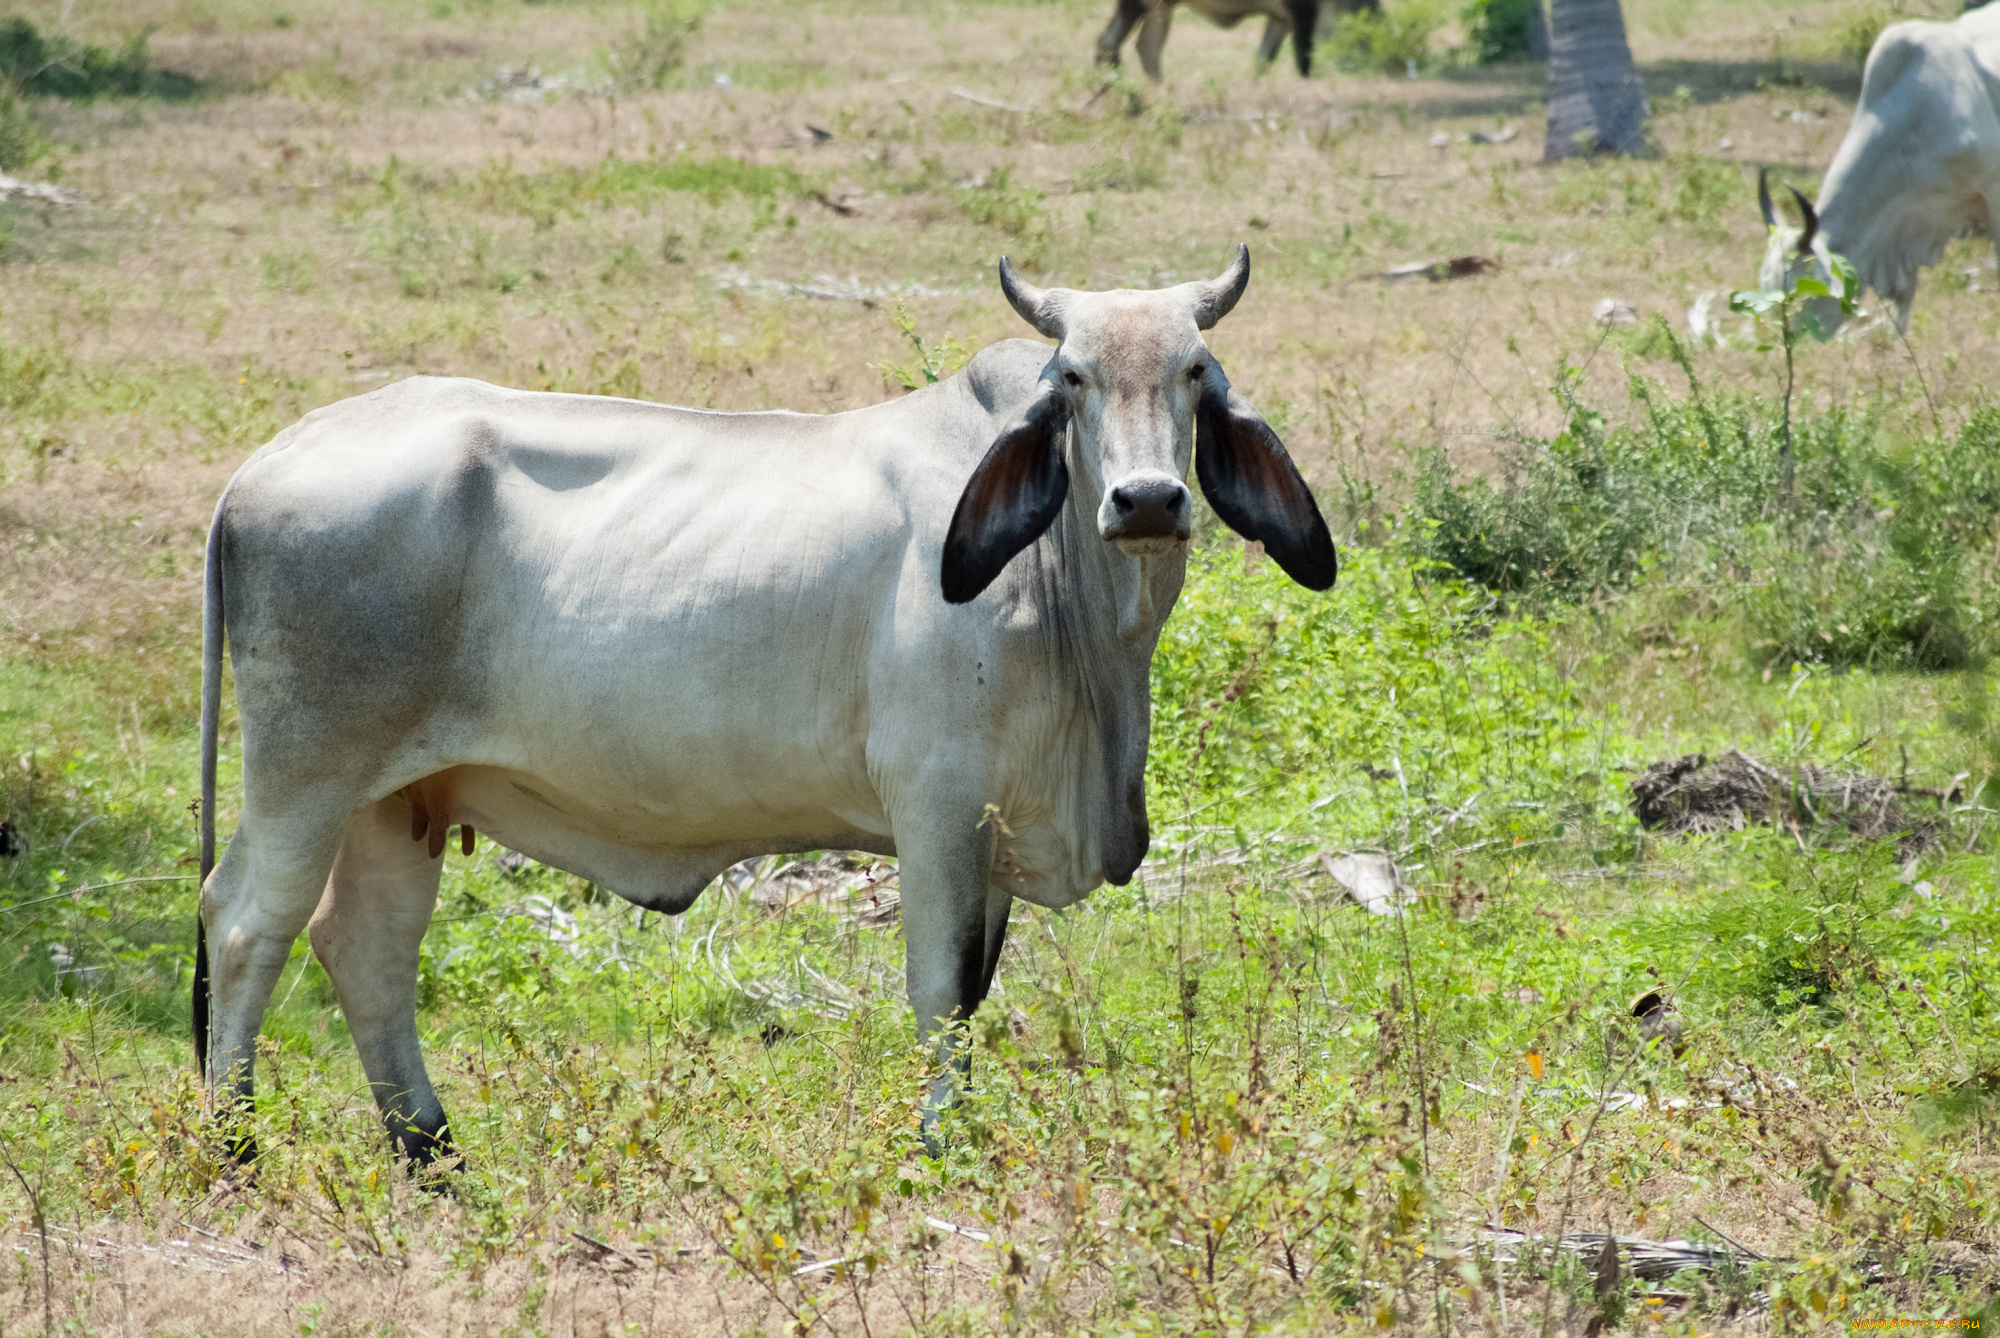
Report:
7,0,1997,664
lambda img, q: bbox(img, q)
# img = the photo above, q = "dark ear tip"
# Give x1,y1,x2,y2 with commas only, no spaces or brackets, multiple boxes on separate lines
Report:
1293,545,1339,591
939,562,980,605
940,546,994,604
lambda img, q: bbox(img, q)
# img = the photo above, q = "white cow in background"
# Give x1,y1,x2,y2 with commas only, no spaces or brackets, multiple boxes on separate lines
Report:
193,246,1337,1164
1771,5,2000,332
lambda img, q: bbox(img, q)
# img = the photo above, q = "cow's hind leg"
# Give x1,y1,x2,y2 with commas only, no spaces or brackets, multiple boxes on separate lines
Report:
1135,3,1173,82
1096,0,1145,65
308,796,454,1170
201,802,351,1160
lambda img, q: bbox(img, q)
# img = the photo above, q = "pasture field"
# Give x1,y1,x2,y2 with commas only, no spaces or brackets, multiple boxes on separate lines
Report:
4,0,2000,1329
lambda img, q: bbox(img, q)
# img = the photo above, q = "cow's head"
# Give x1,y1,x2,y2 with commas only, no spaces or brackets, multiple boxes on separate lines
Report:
1757,168,1850,338
940,245,1337,606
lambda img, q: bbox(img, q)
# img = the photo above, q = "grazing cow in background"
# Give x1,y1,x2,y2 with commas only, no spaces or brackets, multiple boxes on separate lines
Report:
1756,167,1851,338
1770,5,2000,332
193,246,1337,1164
1096,0,1374,81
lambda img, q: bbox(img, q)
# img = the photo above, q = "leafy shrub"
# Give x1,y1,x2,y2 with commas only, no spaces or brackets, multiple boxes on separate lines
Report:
1463,0,1538,63
1401,348,2000,669
1406,360,1782,597
1828,4,1892,69
1741,409,2000,670
1320,0,1453,75
0,16,196,100
603,0,705,90
1074,155,1163,192
1665,148,1744,230
957,166,1046,237
0,85,44,171
1672,848,1909,1012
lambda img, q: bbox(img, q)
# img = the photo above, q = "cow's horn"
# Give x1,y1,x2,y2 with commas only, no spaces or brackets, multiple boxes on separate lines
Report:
1758,167,1777,231
1789,183,1819,255
998,256,1066,340
1186,244,1251,330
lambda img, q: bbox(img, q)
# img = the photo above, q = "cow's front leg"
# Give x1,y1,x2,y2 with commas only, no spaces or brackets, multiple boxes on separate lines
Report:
1255,15,1289,69
897,794,1013,1155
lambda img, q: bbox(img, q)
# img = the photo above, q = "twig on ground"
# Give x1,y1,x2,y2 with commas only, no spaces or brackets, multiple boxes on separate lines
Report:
4,1156,53,1337
950,87,1029,113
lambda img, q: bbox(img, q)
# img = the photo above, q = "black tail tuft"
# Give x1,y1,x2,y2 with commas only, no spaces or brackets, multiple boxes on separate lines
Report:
193,920,210,1077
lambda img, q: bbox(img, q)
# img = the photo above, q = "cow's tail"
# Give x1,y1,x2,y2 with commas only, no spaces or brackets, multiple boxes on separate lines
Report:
194,500,225,1079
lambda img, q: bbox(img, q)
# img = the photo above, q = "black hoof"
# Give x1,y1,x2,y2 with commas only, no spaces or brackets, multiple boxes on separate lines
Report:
393,1113,462,1191
209,1098,259,1168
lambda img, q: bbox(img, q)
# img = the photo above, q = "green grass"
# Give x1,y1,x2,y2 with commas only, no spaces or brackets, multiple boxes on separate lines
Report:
0,15,198,102
5,514,1998,1328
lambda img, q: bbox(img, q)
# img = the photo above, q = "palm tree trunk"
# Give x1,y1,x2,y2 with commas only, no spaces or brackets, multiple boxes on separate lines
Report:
1543,0,1649,160
1526,0,1549,59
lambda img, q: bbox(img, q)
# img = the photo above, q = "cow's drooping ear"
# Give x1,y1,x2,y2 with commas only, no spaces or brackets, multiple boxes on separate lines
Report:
941,381,1072,604
1196,383,1337,591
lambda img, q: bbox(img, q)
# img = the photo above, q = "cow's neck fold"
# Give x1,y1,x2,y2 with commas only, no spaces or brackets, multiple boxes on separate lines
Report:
1044,421,1188,885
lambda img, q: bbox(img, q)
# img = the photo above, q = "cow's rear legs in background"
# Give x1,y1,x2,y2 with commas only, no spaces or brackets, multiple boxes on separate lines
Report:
308,796,455,1171
898,793,1016,1157
198,801,349,1163
1134,3,1173,81
1255,16,1290,70
1095,0,1149,67
1283,0,1317,74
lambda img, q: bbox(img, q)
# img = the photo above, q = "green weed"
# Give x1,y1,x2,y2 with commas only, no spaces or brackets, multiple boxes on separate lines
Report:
1463,0,1538,63
1393,331,2000,671
474,152,806,230
1320,0,1455,76
957,165,1047,238
0,16,197,101
1074,153,1163,192
603,0,706,91
1827,4,1894,69
871,301,970,391
0,84,44,172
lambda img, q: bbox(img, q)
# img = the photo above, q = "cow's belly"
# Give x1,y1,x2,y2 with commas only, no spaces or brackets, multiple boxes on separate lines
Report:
408,763,893,913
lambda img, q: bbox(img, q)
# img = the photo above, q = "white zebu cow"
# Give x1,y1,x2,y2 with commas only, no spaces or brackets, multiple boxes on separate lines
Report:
1771,5,2000,332
194,247,1336,1163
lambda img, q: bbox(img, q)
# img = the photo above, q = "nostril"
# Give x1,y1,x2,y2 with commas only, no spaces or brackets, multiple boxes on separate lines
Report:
1112,489,1137,514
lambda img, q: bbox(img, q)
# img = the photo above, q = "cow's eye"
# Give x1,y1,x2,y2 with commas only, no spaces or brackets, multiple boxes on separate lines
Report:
1063,371,1083,388
1187,364,1205,380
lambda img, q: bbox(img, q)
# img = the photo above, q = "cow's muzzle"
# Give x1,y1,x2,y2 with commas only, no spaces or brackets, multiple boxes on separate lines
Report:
1101,472,1192,555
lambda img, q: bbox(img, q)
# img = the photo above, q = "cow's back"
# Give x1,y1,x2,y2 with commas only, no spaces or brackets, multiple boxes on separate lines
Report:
213,350,1060,858
1817,10,2000,310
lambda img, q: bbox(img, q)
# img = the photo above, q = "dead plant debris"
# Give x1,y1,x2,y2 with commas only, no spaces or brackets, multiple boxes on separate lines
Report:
1369,255,1499,283
1630,750,1942,852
